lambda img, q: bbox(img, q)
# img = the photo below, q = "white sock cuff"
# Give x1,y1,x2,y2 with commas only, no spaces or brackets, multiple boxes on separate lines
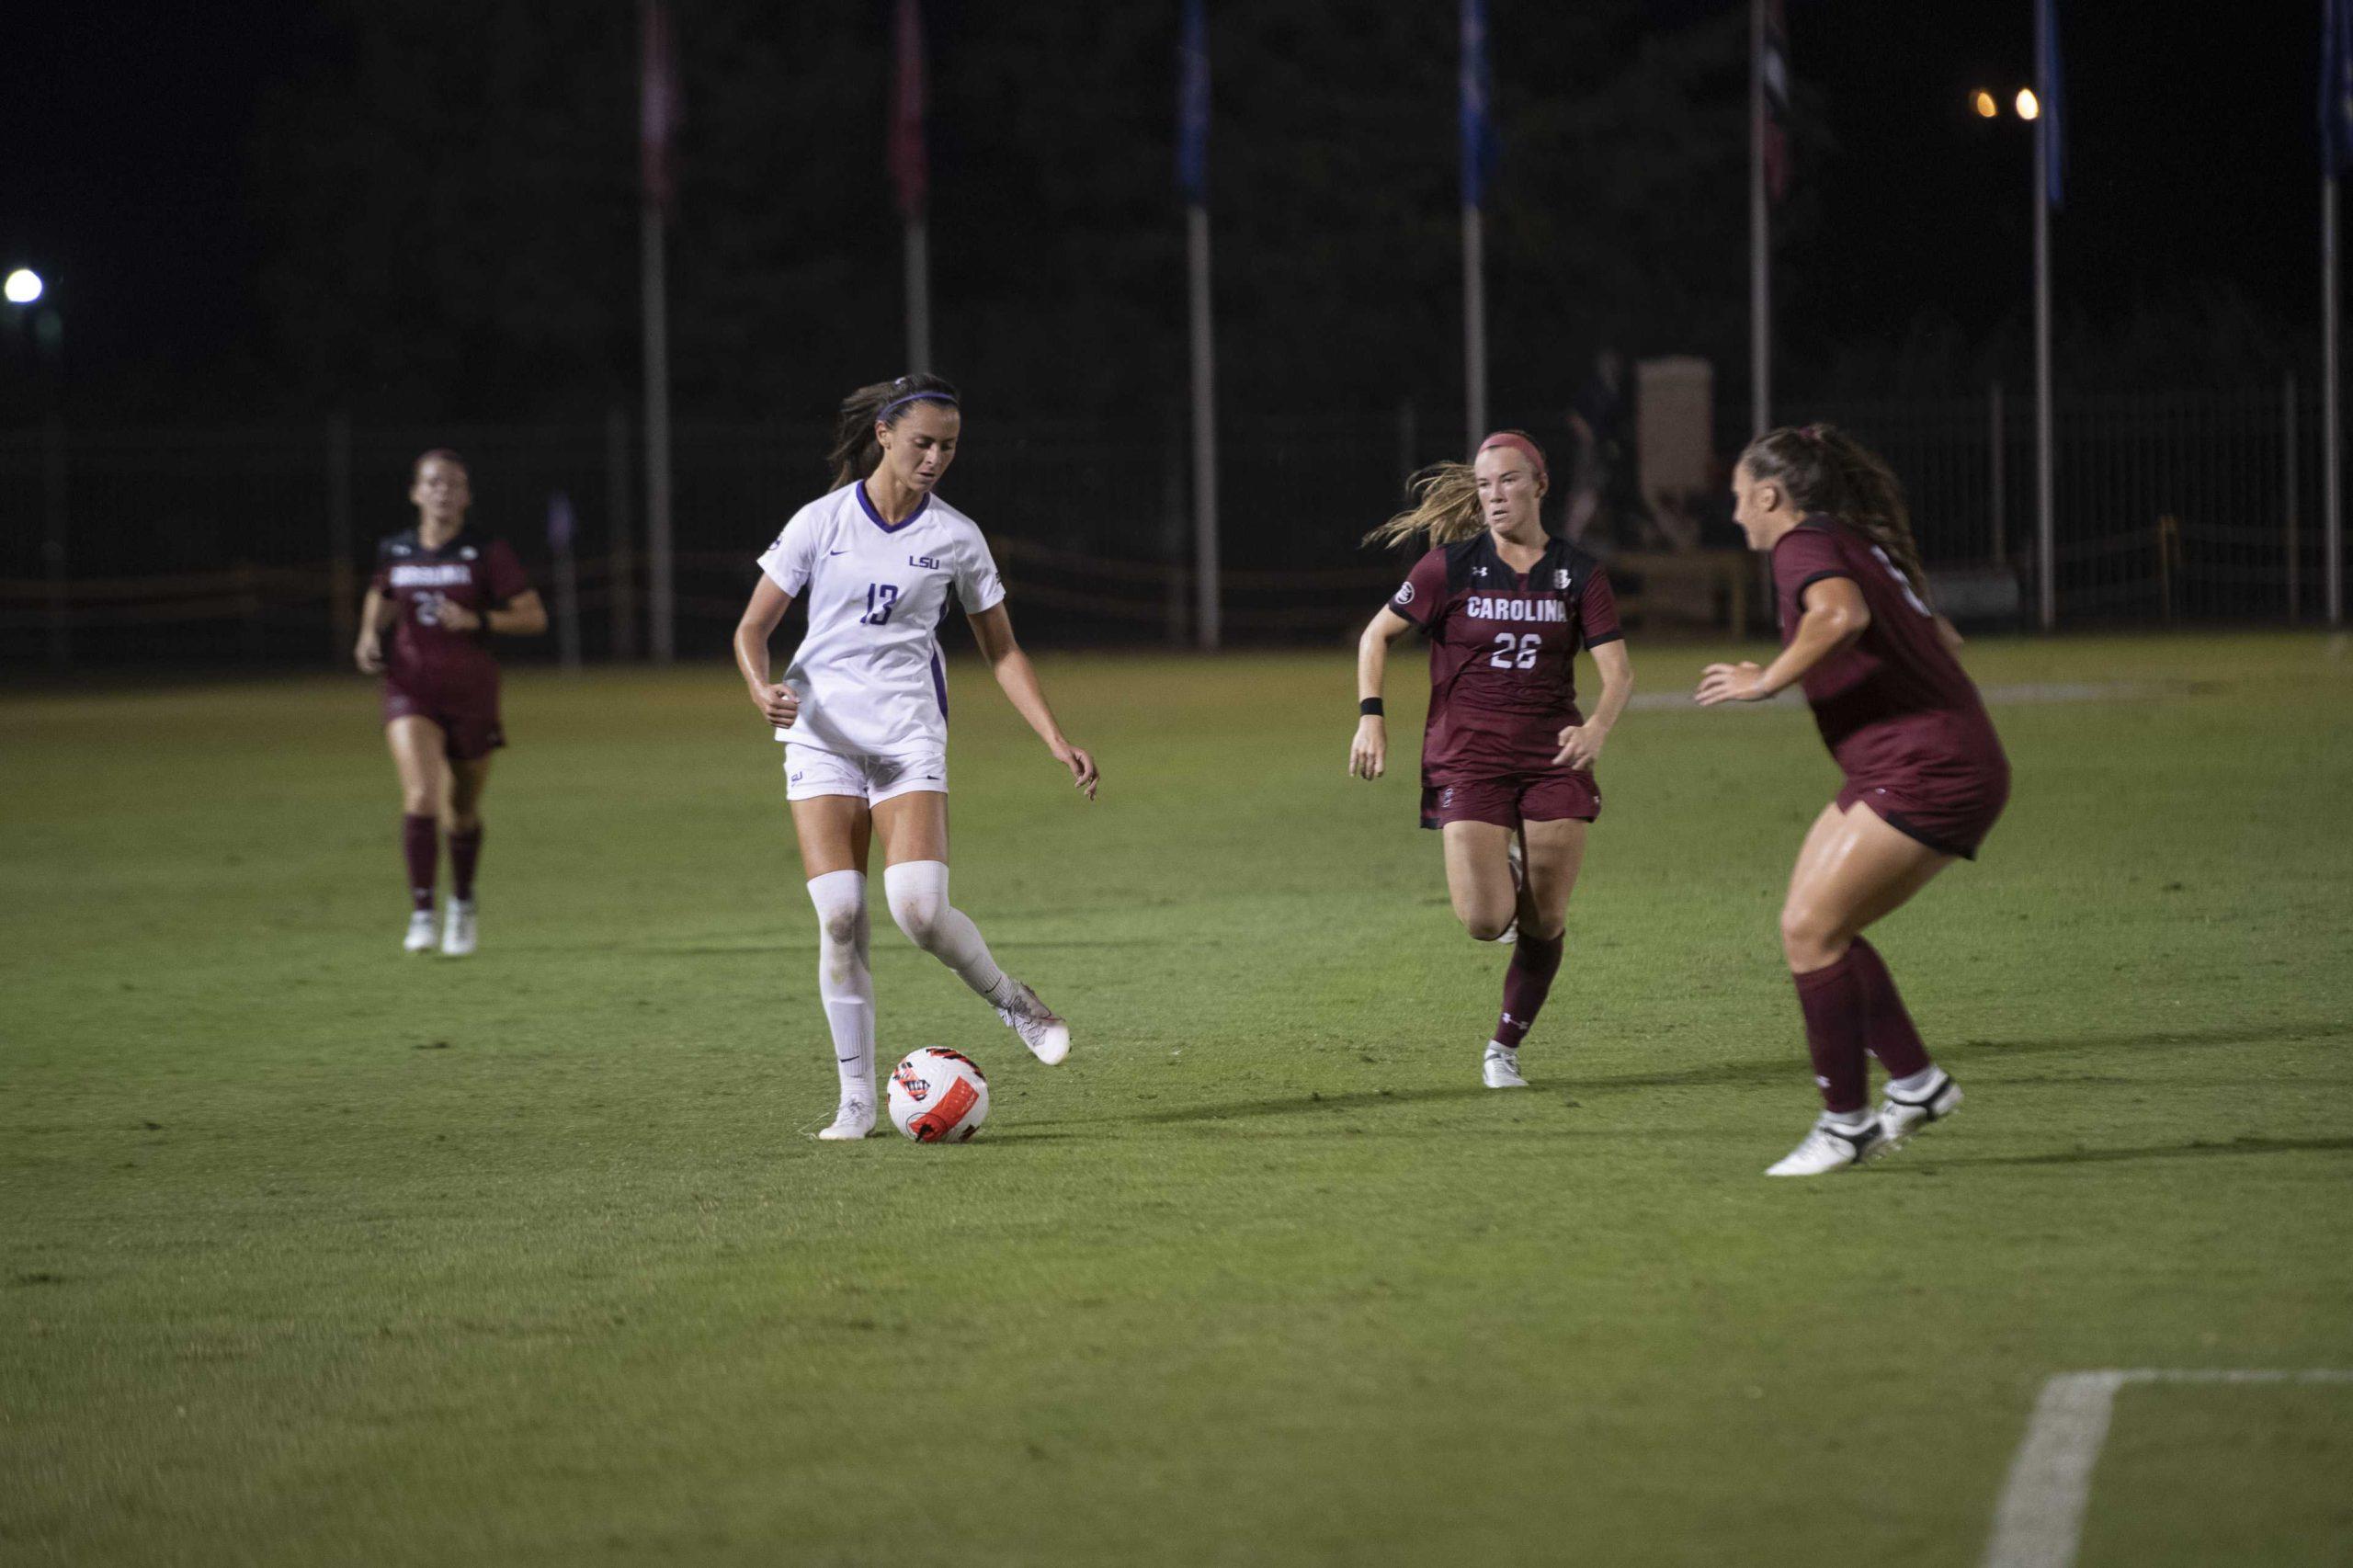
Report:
806,868,867,917
881,859,949,904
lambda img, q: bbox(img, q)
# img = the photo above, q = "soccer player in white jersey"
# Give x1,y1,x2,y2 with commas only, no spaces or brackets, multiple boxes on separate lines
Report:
733,374,1100,1141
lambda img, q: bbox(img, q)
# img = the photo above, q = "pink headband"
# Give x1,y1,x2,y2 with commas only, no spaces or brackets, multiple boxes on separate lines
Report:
1475,430,1548,485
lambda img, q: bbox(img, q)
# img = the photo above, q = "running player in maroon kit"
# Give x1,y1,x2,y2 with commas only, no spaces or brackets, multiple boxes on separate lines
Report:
1350,432,1634,1088
1696,424,2008,1175
354,450,546,957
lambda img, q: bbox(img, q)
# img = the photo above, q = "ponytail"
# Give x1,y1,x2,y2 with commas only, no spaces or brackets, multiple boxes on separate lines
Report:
1740,423,1929,603
1363,463,1483,551
826,373,961,489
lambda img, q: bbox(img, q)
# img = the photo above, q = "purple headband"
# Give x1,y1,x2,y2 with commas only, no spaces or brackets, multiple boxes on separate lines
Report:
879,391,959,421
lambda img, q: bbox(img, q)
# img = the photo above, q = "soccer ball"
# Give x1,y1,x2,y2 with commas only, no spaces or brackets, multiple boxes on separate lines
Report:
887,1048,991,1143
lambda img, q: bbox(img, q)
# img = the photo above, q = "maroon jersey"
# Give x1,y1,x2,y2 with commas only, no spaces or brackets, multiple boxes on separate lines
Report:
372,528,530,702
1772,517,2008,846
1390,534,1622,784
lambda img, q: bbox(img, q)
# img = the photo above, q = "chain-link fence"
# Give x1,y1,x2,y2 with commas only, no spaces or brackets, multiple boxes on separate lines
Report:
2,386,2341,669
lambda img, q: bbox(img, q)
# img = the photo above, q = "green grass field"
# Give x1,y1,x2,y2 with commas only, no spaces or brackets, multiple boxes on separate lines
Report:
4,633,2349,1567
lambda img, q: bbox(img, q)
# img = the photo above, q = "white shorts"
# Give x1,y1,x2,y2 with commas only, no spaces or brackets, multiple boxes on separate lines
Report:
783,743,948,806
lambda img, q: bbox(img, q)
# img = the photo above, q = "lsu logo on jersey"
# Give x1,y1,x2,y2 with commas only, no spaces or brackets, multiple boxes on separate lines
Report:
907,554,940,570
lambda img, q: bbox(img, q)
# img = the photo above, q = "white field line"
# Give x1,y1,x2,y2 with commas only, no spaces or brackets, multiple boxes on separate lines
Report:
1981,1369,2353,1568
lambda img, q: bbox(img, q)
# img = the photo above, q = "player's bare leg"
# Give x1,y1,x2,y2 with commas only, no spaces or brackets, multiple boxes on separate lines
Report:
1443,820,1584,1086
386,718,449,952
873,790,1068,1064
792,795,881,1138
1768,802,1958,1175
438,754,493,957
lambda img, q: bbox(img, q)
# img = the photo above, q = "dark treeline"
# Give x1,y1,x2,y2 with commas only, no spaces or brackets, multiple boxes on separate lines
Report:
0,0,2317,431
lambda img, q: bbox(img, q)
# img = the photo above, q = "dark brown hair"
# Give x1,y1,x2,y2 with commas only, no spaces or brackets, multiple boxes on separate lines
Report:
411,448,468,481
826,374,961,489
1740,423,1928,601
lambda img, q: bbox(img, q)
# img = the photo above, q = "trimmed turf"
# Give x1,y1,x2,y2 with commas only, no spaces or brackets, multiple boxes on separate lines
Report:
3,632,2348,1566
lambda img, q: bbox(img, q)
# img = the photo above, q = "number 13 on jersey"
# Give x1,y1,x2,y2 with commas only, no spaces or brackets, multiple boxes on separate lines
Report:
861,584,901,626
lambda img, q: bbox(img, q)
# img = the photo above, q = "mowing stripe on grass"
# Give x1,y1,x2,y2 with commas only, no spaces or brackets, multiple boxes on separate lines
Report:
1982,1369,2353,1568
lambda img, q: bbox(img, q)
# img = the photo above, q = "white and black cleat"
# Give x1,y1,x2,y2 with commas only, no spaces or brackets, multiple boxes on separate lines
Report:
1481,1043,1529,1089
1879,1069,1962,1148
1765,1114,1889,1176
404,910,438,954
995,981,1071,1065
816,1095,876,1142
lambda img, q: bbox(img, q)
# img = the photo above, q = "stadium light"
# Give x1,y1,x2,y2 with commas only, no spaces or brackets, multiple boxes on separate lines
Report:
3,268,41,306
2015,88,2040,121
1972,90,1998,119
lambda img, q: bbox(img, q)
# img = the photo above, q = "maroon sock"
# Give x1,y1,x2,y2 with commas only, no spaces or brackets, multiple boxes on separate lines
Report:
402,814,438,912
1847,937,1932,1079
1494,931,1564,1050
448,825,483,903
1792,950,1870,1114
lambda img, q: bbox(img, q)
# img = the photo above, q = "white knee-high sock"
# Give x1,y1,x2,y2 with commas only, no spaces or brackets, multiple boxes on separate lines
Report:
805,869,874,1096
882,860,1015,1005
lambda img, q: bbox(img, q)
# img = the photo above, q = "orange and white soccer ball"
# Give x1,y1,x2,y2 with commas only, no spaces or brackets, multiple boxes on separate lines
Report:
887,1048,991,1142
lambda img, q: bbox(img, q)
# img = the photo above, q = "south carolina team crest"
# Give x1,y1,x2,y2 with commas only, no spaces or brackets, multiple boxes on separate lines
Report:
1394,581,1416,605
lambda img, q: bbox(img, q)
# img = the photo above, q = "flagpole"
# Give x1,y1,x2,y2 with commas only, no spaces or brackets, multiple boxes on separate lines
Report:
1749,0,1769,437
1188,203,1220,653
2327,170,2343,625
642,198,675,665
1463,206,1487,444
905,216,932,373
2034,119,2054,632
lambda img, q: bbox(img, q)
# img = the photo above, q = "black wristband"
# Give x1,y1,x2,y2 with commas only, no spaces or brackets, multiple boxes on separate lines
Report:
1358,698,1385,717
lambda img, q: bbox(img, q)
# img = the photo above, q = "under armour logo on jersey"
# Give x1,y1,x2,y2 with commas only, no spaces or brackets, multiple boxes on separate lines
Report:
1472,566,1489,578
460,547,477,561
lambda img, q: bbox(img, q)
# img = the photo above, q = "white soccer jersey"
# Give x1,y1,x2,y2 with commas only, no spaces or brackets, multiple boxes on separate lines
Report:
756,483,1007,756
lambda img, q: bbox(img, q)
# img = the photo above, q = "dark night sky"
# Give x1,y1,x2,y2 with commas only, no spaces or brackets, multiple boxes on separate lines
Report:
0,1,2326,419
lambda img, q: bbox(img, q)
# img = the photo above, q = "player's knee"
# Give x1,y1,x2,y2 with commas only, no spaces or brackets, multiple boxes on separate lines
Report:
1522,915,1566,943
1461,910,1515,943
1779,905,1845,970
818,907,860,949
402,786,437,816
887,894,945,949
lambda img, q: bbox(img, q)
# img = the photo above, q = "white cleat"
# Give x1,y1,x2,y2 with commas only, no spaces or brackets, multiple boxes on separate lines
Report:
816,1096,875,1142
1765,1114,1888,1176
995,981,1071,1065
404,910,438,953
439,898,477,958
1481,1043,1529,1089
1880,1069,1962,1148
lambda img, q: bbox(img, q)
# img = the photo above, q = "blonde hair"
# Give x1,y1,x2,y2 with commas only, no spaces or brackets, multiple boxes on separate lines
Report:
1362,463,1485,551
1741,423,1929,601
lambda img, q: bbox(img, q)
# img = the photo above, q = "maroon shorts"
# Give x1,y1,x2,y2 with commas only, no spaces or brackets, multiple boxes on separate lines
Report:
1838,767,2008,860
384,683,506,762
1422,768,1601,831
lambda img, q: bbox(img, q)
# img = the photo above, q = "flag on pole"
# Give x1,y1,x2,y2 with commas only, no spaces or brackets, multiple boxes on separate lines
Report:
639,1,679,216
2325,0,2353,170
2036,0,2065,209
1460,0,1495,210
1759,0,1790,201
891,0,928,221
1177,0,1209,205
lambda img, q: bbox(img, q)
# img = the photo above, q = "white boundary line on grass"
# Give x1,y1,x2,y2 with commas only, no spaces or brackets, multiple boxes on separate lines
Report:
1981,1368,2353,1568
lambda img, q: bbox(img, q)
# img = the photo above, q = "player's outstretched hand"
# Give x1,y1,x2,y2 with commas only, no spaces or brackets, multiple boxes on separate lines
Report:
1553,722,1607,770
1695,661,1768,706
750,681,800,728
1348,716,1386,779
1055,743,1099,801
